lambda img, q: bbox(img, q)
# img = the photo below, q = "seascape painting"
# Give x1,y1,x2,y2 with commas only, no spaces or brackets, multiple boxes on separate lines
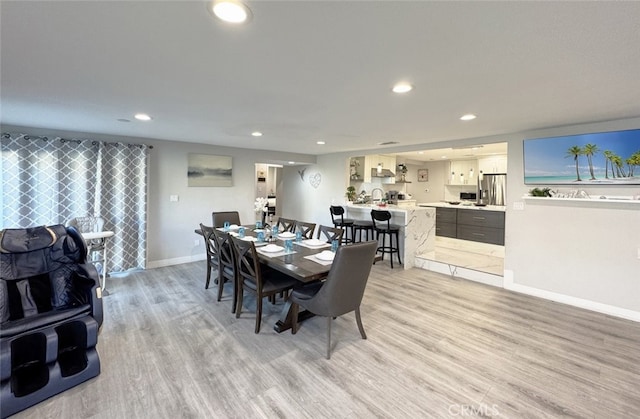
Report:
523,129,640,185
188,154,233,187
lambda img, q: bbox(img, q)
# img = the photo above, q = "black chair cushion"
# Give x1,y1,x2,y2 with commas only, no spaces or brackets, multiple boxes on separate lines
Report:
0,305,91,339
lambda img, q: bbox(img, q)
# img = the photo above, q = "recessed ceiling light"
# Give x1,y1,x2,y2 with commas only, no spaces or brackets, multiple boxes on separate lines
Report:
288,161,295,165
251,131,263,137
460,114,477,121
134,113,152,121
210,0,251,24
316,141,325,145
418,151,424,154
441,156,447,159
392,82,413,93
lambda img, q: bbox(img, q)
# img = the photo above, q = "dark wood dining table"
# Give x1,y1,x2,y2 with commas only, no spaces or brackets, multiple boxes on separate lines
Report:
195,226,333,332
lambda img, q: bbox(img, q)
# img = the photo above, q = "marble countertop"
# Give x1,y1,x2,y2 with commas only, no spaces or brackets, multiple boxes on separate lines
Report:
346,203,433,213
418,202,506,212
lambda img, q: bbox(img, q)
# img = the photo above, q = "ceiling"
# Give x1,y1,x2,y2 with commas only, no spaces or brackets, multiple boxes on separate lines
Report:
2,1,639,157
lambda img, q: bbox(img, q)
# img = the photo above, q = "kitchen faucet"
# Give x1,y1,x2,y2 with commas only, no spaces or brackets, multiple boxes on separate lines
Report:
371,188,384,203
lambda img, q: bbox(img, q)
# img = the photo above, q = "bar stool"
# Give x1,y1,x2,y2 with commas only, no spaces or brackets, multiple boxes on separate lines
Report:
352,220,374,243
371,209,402,268
329,205,354,243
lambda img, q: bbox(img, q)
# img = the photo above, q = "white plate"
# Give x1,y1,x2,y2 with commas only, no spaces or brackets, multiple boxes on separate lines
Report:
262,244,283,253
228,224,240,231
278,232,296,238
253,228,265,233
315,251,335,261
305,239,326,247
240,236,256,242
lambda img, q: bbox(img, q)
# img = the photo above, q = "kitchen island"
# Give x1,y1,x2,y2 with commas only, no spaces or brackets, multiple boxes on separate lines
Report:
345,203,435,269
418,202,506,245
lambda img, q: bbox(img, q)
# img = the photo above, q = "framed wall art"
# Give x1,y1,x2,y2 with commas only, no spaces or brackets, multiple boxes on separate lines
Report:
418,168,429,182
187,154,233,187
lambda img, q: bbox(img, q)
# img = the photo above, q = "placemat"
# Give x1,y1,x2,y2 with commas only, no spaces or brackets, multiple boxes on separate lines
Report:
304,254,334,266
256,248,297,258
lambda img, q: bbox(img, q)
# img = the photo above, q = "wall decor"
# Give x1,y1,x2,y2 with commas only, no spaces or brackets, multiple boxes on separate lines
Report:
524,128,640,185
418,168,429,182
309,172,321,188
297,167,306,181
257,170,266,182
187,153,232,187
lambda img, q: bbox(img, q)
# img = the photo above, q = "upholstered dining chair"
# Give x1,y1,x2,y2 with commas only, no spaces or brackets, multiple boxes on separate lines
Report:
199,224,220,290
210,228,238,309
294,221,316,239
275,217,295,233
290,240,378,359
211,211,241,228
230,236,298,333
316,225,344,244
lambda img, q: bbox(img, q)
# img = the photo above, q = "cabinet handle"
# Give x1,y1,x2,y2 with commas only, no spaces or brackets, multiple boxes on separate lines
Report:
472,216,486,220
472,233,485,236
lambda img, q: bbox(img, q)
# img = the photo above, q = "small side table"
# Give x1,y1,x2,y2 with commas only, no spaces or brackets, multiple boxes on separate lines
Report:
81,231,114,291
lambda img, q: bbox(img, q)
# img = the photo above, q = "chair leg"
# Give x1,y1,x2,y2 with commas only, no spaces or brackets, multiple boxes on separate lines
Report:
217,272,224,302
326,316,332,360
291,302,300,334
235,285,243,318
395,232,402,265
255,296,263,334
205,264,211,289
355,307,367,339
388,232,394,269
232,277,238,314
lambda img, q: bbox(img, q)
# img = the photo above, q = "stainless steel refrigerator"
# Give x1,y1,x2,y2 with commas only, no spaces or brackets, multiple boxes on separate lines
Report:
478,173,507,206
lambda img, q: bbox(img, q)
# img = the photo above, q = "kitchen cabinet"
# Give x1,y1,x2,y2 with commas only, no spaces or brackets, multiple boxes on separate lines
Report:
478,155,507,174
456,210,505,245
447,160,478,185
434,207,505,245
363,154,396,183
435,207,457,238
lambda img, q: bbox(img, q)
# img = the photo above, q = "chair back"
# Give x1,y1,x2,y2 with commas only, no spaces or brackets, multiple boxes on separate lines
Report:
211,228,235,275
317,225,344,244
66,216,105,234
302,241,377,317
211,211,241,228
294,221,316,239
200,224,218,261
329,206,345,223
371,210,392,229
276,217,295,233
229,236,262,289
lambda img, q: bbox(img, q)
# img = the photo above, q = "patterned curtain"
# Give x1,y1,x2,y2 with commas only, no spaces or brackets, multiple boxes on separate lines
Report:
1,133,149,271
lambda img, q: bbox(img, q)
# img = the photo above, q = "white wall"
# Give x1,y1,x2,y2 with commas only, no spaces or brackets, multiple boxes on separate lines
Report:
6,118,640,320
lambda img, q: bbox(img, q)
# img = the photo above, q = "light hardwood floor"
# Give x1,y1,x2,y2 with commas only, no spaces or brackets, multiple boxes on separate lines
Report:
13,262,640,418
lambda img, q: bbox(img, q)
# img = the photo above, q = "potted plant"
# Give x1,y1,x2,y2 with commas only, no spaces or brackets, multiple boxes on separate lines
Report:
346,186,357,201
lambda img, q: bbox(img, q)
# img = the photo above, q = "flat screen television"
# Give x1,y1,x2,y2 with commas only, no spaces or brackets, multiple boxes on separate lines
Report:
523,128,640,185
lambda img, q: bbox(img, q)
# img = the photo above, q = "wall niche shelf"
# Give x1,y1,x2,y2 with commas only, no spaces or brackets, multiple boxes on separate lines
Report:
523,196,640,207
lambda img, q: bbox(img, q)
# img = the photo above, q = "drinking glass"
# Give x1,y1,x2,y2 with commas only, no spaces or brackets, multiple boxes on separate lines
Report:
331,239,339,252
238,226,245,238
257,231,265,242
255,221,262,229
272,225,278,237
285,239,293,253
223,221,230,232
295,231,302,243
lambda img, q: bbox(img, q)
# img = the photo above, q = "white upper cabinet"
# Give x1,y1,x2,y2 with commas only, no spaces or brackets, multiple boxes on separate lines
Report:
478,155,508,174
447,159,478,185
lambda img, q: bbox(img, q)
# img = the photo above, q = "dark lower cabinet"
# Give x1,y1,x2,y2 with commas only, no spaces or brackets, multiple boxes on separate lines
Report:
435,207,505,245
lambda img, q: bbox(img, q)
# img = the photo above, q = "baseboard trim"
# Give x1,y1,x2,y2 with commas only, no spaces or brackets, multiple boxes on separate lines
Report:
503,274,640,323
147,253,206,269
414,258,504,288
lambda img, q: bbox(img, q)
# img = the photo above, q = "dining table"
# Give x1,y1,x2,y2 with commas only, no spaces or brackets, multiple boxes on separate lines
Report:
195,225,336,332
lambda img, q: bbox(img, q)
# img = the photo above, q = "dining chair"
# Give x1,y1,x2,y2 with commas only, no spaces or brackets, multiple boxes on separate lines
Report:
329,206,354,243
211,211,241,228
317,225,344,244
294,221,317,239
230,237,299,333
199,224,220,290
211,228,238,310
290,240,378,359
275,217,295,233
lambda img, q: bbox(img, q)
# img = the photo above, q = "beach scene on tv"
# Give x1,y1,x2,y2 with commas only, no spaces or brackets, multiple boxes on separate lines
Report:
524,129,640,185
